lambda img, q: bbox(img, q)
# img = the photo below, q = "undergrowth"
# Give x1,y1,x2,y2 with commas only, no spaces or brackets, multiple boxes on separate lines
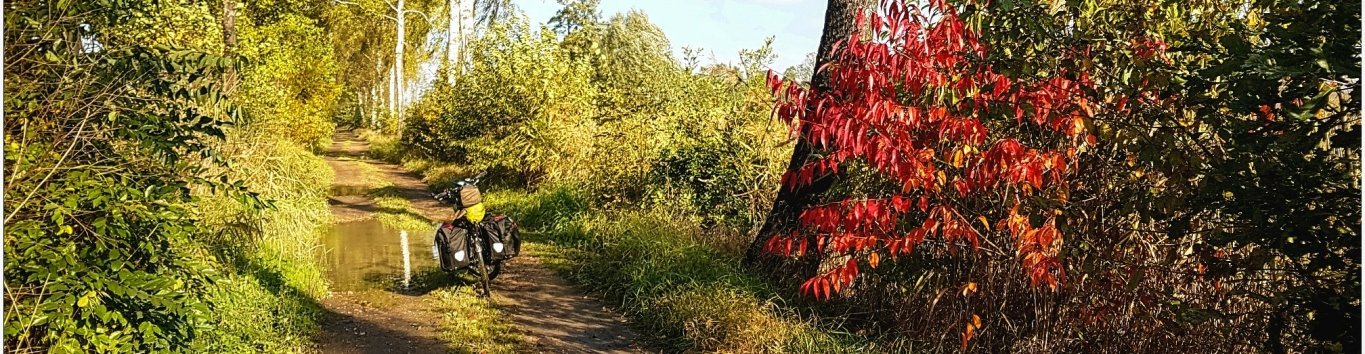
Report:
533,206,871,353
191,136,333,352
396,160,875,353
363,128,871,352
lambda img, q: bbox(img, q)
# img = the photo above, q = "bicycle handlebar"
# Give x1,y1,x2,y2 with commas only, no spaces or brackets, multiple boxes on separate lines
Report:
432,171,487,204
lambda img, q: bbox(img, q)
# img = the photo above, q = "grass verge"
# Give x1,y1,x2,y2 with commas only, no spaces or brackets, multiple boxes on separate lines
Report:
430,287,524,354
191,138,332,352
531,206,869,353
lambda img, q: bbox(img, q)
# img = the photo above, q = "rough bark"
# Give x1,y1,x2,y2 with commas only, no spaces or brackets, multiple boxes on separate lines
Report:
744,0,875,279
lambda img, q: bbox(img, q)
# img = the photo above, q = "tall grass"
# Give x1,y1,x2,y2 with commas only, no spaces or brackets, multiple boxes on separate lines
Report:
190,136,332,352
543,208,870,353
358,128,404,163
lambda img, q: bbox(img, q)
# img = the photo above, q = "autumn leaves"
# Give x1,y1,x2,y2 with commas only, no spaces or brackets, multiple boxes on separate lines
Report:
762,0,1098,302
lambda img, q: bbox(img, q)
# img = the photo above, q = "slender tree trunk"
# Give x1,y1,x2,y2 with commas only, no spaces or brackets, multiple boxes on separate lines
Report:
394,0,407,121
369,84,379,128
460,0,474,72
354,91,364,127
388,63,397,117
745,0,874,278
446,0,459,82
374,60,384,128
220,0,238,94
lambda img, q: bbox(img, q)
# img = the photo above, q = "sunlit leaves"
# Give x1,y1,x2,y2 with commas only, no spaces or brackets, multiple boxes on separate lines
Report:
4,1,246,351
763,0,1097,300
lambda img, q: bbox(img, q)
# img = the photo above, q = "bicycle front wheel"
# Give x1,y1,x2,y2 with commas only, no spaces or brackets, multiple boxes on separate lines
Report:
475,255,492,297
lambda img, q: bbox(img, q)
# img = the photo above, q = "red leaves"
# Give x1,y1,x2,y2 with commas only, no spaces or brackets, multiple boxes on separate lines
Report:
1131,36,1170,63
962,313,983,351
1257,104,1276,122
1008,205,1066,290
801,258,861,300
772,0,1098,300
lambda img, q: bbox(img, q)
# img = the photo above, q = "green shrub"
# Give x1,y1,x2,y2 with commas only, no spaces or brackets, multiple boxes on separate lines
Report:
360,128,406,163
4,3,240,350
6,1,346,352
653,138,755,228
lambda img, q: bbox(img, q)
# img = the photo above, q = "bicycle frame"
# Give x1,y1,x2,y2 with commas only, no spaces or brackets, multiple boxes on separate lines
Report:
433,171,499,297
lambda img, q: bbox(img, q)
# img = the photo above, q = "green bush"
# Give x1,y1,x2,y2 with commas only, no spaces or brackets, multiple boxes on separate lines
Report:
360,129,405,163
653,138,756,228
402,16,596,185
4,3,242,350
8,0,377,352
394,12,793,229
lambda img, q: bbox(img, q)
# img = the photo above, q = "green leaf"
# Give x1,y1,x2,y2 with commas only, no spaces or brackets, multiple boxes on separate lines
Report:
77,292,94,307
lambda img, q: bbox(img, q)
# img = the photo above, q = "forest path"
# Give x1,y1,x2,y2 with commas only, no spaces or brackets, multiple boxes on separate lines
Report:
313,130,643,353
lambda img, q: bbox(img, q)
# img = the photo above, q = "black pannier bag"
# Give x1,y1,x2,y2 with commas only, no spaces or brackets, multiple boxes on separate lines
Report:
483,214,521,261
434,222,474,271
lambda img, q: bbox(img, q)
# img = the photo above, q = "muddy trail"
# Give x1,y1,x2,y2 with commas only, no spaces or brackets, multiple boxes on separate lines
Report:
313,131,642,353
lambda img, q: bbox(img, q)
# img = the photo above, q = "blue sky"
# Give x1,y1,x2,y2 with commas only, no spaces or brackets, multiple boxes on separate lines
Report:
513,0,827,71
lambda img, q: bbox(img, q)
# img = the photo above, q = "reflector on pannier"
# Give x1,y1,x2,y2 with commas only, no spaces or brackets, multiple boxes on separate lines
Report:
434,222,474,271
483,214,521,261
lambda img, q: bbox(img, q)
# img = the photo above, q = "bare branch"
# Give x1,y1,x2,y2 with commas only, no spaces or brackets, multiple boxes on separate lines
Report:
403,9,434,25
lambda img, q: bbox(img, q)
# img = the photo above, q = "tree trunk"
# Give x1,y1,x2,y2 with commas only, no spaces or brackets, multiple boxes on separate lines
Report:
388,63,397,116
220,0,238,94
370,84,379,128
376,59,386,127
394,0,406,120
744,0,874,278
446,0,458,82
459,0,474,73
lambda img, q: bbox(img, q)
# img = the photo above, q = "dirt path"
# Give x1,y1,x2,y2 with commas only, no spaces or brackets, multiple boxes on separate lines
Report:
315,131,643,353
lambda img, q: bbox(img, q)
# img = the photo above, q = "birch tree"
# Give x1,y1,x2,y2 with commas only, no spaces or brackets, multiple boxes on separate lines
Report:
336,0,433,120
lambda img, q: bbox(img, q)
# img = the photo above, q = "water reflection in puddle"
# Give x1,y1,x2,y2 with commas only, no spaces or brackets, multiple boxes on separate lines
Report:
317,219,443,292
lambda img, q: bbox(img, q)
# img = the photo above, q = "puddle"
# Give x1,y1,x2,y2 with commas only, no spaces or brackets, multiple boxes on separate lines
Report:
317,219,446,292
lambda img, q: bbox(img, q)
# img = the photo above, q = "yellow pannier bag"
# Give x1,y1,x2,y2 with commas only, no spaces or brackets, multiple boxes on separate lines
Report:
464,202,486,223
